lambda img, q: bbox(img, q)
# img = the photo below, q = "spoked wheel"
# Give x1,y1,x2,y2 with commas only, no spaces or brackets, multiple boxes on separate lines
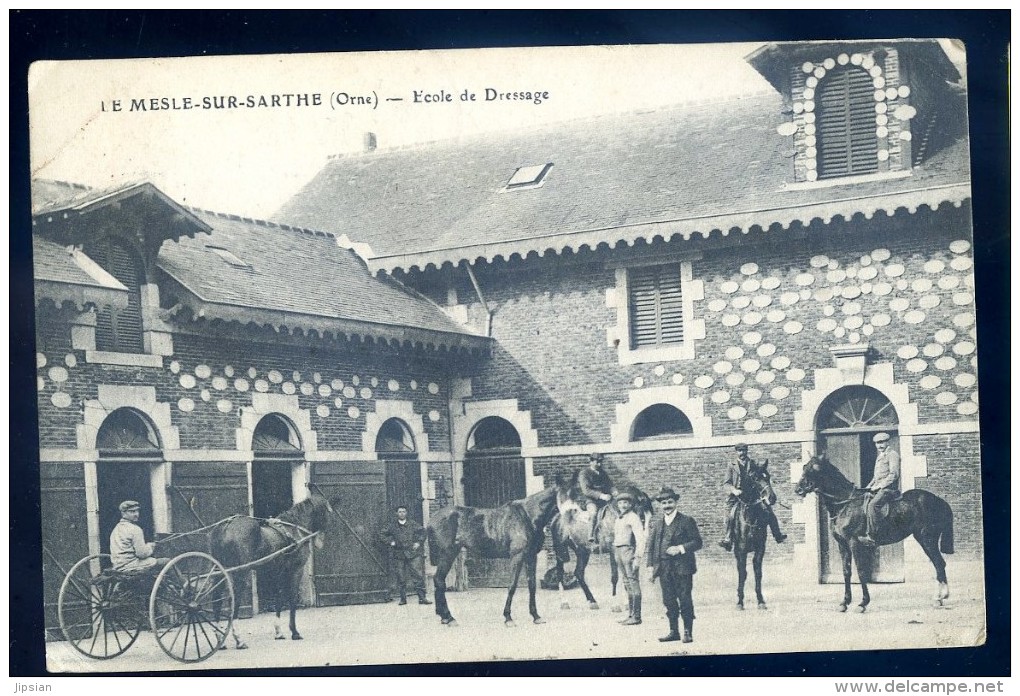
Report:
150,552,234,663
58,554,143,660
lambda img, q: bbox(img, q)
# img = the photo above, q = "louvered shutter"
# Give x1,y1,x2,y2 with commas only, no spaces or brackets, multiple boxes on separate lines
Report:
817,67,879,179
88,238,145,353
628,265,684,349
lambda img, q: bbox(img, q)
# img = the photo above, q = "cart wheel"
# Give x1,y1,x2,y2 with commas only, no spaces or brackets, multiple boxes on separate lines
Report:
150,552,234,663
58,554,143,660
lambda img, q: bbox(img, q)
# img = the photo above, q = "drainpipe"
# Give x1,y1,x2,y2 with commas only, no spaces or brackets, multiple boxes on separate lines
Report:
462,261,492,337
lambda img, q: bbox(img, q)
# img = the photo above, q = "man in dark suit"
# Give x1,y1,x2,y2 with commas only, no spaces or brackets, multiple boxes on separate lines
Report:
645,486,703,643
379,504,432,605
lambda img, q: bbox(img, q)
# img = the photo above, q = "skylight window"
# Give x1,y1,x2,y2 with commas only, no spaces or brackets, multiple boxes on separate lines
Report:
206,245,251,269
506,163,553,190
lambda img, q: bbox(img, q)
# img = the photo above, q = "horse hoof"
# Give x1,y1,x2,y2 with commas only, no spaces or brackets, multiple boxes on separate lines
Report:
934,599,944,608
757,603,768,611
857,605,867,614
505,620,516,628
611,605,624,613
236,642,248,650
839,604,848,613
533,617,546,625
735,603,744,611
292,634,303,640
588,602,599,611
275,635,287,640
560,602,571,610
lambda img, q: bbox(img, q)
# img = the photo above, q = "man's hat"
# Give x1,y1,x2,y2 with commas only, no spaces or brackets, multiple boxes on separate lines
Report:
119,500,140,513
588,452,604,462
873,432,891,443
615,490,635,502
654,486,679,502
734,443,749,452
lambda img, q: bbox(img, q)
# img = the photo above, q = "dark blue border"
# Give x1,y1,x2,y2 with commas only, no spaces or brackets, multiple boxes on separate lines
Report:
10,10,1009,677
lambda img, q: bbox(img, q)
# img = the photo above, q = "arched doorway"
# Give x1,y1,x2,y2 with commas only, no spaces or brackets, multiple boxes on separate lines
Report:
816,385,903,583
96,408,163,558
463,416,525,587
251,414,303,519
377,419,423,524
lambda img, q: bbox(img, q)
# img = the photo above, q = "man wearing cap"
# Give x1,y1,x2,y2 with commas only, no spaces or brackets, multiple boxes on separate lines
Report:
858,432,900,545
578,453,614,544
379,504,432,605
110,501,168,572
645,486,702,643
612,490,646,626
718,443,786,551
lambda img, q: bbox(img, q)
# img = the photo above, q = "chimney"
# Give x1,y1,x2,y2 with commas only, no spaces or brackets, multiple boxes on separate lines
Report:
363,132,377,152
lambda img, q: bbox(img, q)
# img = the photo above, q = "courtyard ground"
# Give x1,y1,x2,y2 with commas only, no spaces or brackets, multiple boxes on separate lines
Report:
46,556,986,673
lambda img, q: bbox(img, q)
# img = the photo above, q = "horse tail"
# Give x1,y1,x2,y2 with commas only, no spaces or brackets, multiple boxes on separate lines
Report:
427,510,456,566
939,499,955,554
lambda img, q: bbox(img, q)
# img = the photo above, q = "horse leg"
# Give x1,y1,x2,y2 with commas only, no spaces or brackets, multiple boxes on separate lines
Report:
915,531,950,606
575,544,598,610
851,541,871,613
753,542,767,610
526,551,544,624
433,552,457,626
229,572,249,649
609,549,624,613
288,571,302,640
735,549,747,610
273,583,287,640
835,537,853,612
503,555,525,627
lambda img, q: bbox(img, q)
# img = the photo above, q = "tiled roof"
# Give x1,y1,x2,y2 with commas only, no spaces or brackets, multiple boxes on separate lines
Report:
157,210,486,349
33,236,129,310
278,92,972,273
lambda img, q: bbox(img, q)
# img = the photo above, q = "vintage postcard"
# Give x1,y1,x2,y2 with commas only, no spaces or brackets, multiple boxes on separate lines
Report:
28,40,985,673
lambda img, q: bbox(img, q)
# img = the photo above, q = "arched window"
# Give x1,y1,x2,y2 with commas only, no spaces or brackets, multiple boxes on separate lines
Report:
467,416,522,453
84,237,146,353
816,385,898,433
816,66,879,179
631,404,694,441
375,418,416,455
97,408,161,456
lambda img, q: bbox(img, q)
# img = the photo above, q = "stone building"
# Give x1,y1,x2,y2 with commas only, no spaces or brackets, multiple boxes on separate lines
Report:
33,39,979,636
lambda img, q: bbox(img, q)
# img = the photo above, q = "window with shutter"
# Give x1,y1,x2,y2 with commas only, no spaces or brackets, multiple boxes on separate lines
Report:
86,238,145,353
627,264,684,349
816,66,879,179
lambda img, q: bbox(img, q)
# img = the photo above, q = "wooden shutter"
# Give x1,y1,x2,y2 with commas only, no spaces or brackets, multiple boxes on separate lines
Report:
817,67,879,179
628,264,684,349
88,238,145,353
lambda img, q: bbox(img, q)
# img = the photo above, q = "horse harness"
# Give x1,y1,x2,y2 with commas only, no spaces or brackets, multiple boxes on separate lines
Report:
262,517,315,555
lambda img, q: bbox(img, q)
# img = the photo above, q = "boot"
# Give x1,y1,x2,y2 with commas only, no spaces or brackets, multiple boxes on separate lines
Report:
622,596,642,625
717,537,733,551
398,594,407,606
659,616,681,642
418,591,432,605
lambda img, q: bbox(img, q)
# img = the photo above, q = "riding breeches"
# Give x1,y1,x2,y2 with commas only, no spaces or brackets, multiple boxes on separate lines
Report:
866,488,897,534
113,556,168,573
614,545,641,599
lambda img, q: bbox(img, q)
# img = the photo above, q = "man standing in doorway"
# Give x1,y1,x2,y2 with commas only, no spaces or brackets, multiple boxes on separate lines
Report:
858,432,900,545
380,505,432,605
645,486,702,643
110,500,168,572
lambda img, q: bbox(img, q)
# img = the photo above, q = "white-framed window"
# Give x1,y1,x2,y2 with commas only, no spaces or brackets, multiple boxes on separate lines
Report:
816,65,880,179
607,258,704,365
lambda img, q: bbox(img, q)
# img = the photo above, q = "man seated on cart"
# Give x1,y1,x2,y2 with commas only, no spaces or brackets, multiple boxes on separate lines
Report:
110,500,169,574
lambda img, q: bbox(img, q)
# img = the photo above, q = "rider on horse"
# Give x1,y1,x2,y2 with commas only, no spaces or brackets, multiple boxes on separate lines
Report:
718,443,786,551
579,452,614,545
858,432,900,545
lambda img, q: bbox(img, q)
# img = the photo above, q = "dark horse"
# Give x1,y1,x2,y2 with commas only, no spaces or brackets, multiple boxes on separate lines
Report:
549,484,652,612
427,478,571,626
731,464,780,611
209,492,335,646
795,455,954,613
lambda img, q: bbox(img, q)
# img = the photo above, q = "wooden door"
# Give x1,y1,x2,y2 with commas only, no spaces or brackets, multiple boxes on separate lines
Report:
311,461,390,605
40,463,90,640
462,454,526,587
171,461,253,615
384,459,423,524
